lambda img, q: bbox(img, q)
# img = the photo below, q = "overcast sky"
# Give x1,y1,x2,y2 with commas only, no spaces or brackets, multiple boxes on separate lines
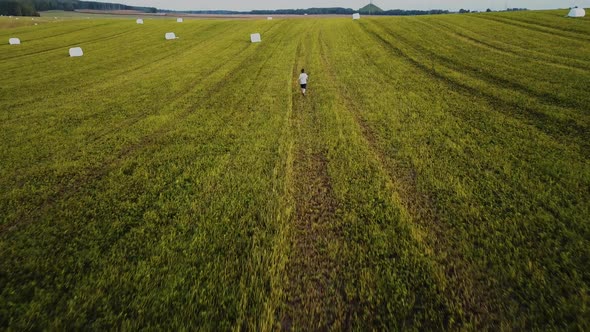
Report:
116,0,589,11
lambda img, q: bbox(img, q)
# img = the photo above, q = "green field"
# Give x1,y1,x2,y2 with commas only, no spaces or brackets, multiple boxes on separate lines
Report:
1,9,589,330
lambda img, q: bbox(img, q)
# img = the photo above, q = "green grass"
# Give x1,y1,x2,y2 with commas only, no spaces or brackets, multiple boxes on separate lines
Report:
0,9,589,330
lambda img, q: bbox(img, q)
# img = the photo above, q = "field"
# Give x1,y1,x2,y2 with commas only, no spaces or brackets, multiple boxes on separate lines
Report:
1,9,589,330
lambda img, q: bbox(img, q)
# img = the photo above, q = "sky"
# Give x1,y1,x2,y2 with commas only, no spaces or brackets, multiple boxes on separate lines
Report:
117,0,590,11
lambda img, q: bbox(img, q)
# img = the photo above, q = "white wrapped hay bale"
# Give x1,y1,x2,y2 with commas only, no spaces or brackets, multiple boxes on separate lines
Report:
69,47,83,57
568,7,586,17
250,33,261,43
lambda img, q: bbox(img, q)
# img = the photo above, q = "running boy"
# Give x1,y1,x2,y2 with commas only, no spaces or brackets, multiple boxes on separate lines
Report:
298,69,308,96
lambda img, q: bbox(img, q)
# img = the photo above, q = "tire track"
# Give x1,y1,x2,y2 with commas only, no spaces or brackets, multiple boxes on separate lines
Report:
1,20,280,108
281,27,349,331
0,21,305,330
359,21,590,155
83,24,246,143
0,26,139,61
503,11,590,35
0,21,235,114
436,18,590,69
371,19,589,111
0,22,283,234
2,19,286,147
0,21,114,42
0,23,248,193
0,20,278,136
477,14,590,41
318,25,494,328
417,18,590,72
474,15,590,43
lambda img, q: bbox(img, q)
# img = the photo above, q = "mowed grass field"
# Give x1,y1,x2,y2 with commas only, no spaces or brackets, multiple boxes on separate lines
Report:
1,9,589,330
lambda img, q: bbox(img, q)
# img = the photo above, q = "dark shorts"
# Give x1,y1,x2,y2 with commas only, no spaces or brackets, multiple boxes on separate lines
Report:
300,84,307,89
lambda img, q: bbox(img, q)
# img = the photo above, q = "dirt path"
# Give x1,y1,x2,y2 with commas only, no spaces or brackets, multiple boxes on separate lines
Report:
280,34,349,331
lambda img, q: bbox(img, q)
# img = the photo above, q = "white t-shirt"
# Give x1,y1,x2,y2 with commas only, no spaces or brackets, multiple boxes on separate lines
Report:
298,73,308,85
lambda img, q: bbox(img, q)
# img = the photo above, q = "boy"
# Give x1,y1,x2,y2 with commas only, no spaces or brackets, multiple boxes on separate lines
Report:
298,69,308,96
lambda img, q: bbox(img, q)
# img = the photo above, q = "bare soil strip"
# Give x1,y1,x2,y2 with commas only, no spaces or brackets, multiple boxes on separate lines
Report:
281,40,348,330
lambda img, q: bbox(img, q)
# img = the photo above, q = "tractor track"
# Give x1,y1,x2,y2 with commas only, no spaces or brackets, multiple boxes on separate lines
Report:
281,28,349,331
359,21,590,155
0,21,292,234
328,24,497,328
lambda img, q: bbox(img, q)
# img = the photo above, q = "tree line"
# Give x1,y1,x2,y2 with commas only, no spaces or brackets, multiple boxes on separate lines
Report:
163,8,451,16
0,0,157,16
3,0,528,17
0,1,39,16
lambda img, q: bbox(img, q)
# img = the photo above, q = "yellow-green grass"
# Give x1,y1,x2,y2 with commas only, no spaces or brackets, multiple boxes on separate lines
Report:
0,9,588,330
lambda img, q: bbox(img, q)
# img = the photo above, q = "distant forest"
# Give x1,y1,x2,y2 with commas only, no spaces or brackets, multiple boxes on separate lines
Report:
1,0,522,17
0,0,157,16
250,8,450,16
161,8,451,16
